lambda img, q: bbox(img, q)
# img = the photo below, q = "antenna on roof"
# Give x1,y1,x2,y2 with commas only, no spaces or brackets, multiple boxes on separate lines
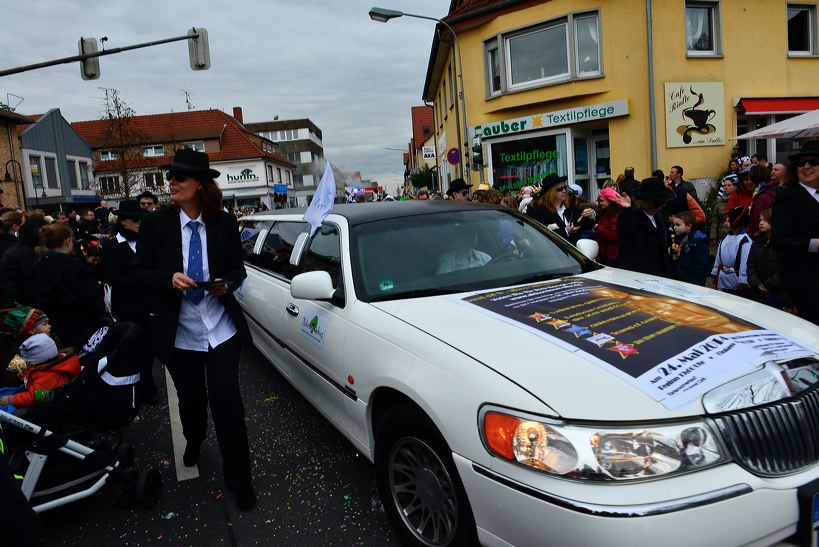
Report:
4,93,23,111
182,89,194,111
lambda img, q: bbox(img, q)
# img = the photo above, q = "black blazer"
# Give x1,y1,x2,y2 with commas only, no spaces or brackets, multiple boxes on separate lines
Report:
132,208,250,363
527,206,570,241
771,183,819,291
101,237,152,317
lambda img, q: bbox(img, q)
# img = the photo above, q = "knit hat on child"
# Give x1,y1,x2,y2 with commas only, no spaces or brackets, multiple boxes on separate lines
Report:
19,333,58,365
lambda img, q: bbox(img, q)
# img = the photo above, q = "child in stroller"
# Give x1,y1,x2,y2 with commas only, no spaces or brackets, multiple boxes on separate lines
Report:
0,319,162,517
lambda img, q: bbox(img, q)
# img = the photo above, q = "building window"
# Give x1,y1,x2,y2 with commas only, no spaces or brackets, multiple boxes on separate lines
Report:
100,175,121,193
79,162,90,189
183,141,205,152
99,149,119,161
277,167,283,182
144,172,163,188
788,4,817,54
267,164,274,182
67,160,79,189
685,1,721,55
44,157,58,189
449,63,456,106
143,145,164,157
487,11,601,96
285,170,291,184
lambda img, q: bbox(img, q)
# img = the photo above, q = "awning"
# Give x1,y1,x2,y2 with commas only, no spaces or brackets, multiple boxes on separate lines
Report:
734,108,819,140
737,98,819,114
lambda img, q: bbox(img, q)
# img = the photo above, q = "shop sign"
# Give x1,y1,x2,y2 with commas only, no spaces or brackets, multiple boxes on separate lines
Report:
664,82,725,148
475,100,628,138
224,165,260,183
273,183,288,194
422,146,435,160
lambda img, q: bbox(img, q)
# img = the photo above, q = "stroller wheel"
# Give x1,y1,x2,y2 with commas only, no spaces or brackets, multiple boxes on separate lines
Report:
135,469,163,509
116,443,135,470
115,469,138,508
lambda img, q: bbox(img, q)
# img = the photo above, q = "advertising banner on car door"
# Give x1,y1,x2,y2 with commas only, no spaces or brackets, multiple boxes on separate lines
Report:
462,278,809,409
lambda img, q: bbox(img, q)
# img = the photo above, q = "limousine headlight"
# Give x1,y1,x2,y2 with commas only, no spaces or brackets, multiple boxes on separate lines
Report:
482,410,728,481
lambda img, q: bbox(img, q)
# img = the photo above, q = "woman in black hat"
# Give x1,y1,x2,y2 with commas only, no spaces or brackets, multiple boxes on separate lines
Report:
771,140,819,324
101,199,157,402
133,149,256,511
526,173,574,241
614,178,678,278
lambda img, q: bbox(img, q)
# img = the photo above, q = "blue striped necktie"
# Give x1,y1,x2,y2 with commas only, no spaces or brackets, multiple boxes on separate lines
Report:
186,220,204,304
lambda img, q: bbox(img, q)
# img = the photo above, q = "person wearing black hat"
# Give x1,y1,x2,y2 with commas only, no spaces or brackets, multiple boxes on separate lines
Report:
132,149,256,511
613,178,678,277
526,173,573,241
102,199,157,403
446,178,471,202
137,190,159,212
771,140,819,324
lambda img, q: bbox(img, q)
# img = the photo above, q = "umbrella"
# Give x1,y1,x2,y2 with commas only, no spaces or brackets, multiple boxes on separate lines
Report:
733,109,819,140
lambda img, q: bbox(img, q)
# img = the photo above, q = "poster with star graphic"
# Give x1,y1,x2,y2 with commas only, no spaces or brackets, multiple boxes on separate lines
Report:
462,278,809,409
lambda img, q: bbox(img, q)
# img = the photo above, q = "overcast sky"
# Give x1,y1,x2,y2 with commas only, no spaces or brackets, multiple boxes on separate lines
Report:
2,0,447,192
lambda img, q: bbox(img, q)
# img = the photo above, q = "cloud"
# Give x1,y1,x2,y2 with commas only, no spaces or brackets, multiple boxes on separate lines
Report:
2,0,446,191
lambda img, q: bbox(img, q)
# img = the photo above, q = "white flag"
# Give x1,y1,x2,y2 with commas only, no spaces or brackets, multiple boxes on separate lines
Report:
304,161,337,236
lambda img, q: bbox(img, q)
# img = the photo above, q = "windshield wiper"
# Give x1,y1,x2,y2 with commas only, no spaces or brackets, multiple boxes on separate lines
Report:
512,272,576,285
370,287,466,302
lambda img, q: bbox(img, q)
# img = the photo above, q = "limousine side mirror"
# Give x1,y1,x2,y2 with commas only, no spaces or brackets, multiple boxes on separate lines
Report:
291,271,336,301
576,239,599,261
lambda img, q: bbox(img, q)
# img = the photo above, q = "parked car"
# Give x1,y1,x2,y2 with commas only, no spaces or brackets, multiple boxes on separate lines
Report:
237,201,819,546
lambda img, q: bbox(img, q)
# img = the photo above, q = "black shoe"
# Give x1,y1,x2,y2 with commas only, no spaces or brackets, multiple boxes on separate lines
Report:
182,443,201,467
235,485,257,512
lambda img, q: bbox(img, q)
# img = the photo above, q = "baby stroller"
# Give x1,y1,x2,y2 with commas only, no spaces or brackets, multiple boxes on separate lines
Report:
0,320,162,513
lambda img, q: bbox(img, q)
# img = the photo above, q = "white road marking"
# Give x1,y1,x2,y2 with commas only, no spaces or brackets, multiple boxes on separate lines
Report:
165,366,199,481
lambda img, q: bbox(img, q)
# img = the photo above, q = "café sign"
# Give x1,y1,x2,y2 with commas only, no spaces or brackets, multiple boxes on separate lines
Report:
664,82,725,148
475,100,628,138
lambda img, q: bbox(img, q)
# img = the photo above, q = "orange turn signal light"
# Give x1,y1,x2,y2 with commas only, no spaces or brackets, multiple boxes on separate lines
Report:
484,411,521,460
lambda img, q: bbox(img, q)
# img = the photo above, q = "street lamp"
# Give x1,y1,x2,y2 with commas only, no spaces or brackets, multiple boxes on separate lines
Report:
369,6,471,185
3,159,25,207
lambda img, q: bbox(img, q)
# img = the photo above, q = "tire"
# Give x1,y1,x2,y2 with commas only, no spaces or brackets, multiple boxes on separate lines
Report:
134,469,163,509
116,443,134,470
114,469,138,508
375,404,477,547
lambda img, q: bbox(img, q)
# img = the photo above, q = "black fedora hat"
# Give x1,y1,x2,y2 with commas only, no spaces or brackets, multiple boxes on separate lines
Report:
160,148,220,179
112,199,148,220
540,172,568,193
446,177,470,196
632,177,676,202
788,140,819,162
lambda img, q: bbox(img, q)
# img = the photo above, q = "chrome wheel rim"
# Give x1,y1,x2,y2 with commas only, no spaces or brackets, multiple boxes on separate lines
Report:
388,436,458,545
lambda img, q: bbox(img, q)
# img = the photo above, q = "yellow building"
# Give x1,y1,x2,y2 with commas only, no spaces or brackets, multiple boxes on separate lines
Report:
423,0,819,198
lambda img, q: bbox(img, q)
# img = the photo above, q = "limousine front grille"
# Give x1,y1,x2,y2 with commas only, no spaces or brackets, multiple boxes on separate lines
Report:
712,386,819,477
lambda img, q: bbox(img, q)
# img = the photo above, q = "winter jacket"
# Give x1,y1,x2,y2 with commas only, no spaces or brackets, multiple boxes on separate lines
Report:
34,252,106,347
527,206,570,241
593,209,620,264
747,235,794,309
10,353,80,408
675,230,710,286
726,187,753,214
746,181,779,237
709,197,730,254
686,193,706,226
0,233,17,259
0,243,38,307
617,206,677,278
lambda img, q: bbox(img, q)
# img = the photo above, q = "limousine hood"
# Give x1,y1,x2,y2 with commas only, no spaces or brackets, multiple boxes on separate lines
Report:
370,270,819,421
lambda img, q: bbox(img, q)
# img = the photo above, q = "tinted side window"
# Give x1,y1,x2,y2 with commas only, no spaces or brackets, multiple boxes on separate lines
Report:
298,225,341,288
258,221,309,279
240,220,267,261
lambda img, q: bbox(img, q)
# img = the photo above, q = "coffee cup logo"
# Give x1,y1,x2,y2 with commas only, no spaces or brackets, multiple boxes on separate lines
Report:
677,86,718,144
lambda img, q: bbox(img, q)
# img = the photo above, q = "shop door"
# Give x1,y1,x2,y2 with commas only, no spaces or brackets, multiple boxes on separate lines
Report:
590,135,611,191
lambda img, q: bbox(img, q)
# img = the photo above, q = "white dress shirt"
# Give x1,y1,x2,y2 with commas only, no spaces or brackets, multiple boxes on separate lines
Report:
174,210,237,351
115,232,136,253
798,182,819,253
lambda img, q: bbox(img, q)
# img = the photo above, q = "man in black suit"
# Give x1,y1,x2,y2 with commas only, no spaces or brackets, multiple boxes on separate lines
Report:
772,140,819,324
102,199,157,402
132,149,255,511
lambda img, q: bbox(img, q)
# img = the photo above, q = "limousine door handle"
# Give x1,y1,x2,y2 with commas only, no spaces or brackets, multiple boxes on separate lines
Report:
286,303,300,317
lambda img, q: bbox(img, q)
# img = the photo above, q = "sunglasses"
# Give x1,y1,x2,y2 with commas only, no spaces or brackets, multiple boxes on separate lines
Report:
794,158,819,168
555,186,568,192
459,190,470,196
165,171,188,182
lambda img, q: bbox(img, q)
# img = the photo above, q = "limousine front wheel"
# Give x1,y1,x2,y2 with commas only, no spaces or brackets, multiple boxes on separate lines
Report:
375,404,476,546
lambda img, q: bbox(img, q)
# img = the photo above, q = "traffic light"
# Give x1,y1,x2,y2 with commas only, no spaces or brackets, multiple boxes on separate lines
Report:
78,38,100,80
187,28,211,71
472,136,484,167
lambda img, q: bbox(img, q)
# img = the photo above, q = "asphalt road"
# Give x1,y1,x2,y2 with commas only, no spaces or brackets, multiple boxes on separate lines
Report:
38,344,394,546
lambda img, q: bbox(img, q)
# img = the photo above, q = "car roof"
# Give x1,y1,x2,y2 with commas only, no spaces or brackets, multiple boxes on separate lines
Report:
243,201,508,227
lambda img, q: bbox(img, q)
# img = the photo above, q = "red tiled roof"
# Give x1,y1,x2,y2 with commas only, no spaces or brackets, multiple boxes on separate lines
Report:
71,109,294,170
410,106,433,151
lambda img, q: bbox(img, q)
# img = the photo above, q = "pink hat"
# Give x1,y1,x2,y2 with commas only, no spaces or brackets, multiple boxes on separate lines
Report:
598,187,620,203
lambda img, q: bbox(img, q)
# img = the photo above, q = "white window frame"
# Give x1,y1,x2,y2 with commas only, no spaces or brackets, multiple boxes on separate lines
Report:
24,150,60,196
99,149,119,161
685,1,722,57
486,11,602,98
787,3,818,56
142,144,165,157
183,141,205,152
143,172,163,189
66,154,94,192
99,175,121,194
277,167,283,183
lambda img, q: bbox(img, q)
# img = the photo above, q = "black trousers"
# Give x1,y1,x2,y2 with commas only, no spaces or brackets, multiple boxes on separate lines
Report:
167,335,252,488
